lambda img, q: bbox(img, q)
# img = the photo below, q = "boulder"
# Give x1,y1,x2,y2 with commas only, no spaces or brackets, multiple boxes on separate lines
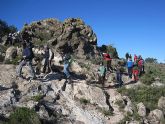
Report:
5,46,17,61
158,96,165,112
148,109,164,124
0,64,16,88
0,89,15,107
137,102,146,117
123,96,134,114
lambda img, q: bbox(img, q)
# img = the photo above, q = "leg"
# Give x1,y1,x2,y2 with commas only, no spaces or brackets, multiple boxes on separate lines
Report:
48,60,53,73
16,60,26,77
42,59,48,73
27,60,36,78
64,63,70,78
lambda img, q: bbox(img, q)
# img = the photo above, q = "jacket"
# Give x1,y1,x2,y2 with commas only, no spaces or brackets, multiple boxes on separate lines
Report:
127,60,133,68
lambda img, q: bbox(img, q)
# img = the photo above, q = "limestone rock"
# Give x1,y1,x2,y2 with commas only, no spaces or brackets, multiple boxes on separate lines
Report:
137,102,146,117
0,89,15,107
148,109,164,124
21,18,97,59
158,96,165,111
123,96,134,114
5,46,17,61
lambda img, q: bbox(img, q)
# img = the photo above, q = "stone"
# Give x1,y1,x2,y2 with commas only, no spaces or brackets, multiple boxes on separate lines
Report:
5,46,17,61
158,96,165,111
137,102,146,117
123,96,134,114
148,109,164,124
0,89,15,107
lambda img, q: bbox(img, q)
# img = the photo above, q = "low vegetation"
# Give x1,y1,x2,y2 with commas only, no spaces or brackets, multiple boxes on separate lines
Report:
9,107,41,124
115,100,125,111
4,56,21,65
79,98,90,105
31,94,43,102
117,86,165,111
140,63,165,85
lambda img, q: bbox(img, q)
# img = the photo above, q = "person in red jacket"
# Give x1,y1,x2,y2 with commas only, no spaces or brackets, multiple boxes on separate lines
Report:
134,54,138,62
132,63,139,82
103,53,112,71
138,56,144,76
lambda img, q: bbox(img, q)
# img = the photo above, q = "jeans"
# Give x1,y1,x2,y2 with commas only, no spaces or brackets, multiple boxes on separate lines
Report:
17,60,35,78
128,67,133,78
64,63,70,78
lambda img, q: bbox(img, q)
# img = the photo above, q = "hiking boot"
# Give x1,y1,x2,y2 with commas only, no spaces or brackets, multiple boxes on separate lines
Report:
29,76,37,80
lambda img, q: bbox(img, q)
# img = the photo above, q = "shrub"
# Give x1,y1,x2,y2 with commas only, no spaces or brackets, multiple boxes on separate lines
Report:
9,107,41,124
4,56,21,65
31,94,43,102
79,98,90,105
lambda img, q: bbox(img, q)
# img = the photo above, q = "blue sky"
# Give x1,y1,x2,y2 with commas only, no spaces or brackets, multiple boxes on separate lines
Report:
1,0,165,62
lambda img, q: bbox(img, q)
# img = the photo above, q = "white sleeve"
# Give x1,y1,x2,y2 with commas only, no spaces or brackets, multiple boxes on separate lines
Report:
49,49,53,60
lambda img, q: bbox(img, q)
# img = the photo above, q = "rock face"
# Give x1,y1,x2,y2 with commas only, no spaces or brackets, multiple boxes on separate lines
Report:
21,18,97,59
0,65,114,124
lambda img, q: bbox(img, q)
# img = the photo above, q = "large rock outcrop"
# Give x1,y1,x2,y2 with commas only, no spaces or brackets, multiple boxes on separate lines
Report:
21,18,97,59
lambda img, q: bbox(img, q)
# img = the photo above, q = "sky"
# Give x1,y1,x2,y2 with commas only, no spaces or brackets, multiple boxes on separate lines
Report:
1,0,165,62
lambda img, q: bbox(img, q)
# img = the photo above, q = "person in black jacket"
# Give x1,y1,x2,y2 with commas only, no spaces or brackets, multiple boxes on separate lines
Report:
16,42,36,79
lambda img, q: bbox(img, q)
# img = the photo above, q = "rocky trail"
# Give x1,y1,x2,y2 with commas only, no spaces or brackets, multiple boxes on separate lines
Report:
0,64,135,124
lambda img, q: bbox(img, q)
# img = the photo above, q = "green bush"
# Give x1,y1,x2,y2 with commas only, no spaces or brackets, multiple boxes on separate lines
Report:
79,98,90,105
118,86,165,111
9,107,41,124
4,56,21,65
31,94,43,102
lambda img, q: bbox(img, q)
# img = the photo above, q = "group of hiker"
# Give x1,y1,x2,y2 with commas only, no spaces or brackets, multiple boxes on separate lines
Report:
4,31,21,46
16,40,72,81
15,35,145,87
97,52,123,87
97,52,145,88
126,53,145,82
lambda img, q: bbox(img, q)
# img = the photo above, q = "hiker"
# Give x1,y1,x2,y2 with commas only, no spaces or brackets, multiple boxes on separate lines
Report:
103,52,112,71
129,54,132,60
25,40,34,58
98,62,107,87
125,52,129,60
63,53,72,79
126,57,133,79
134,54,138,62
138,56,144,75
16,42,36,79
115,63,123,87
7,33,12,45
132,62,139,82
41,45,54,74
